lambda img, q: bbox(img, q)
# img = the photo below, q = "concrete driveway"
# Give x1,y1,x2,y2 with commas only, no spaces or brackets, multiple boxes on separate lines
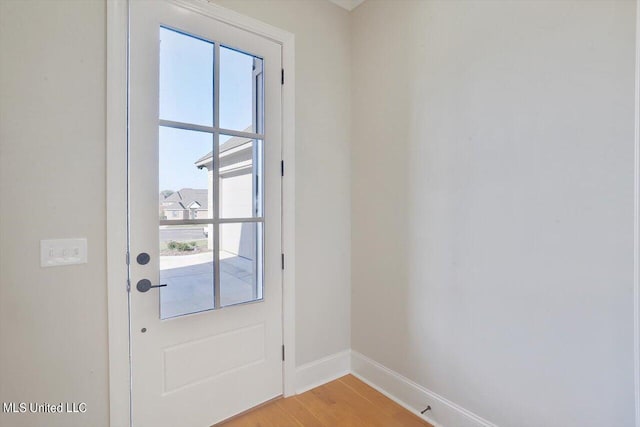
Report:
159,251,256,318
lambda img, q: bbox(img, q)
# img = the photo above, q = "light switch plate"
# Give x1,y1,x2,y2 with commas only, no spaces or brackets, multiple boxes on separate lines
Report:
40,238,88,267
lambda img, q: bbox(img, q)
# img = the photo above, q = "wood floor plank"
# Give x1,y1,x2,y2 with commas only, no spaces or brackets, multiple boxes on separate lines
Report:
317,378,393,427
217,400,301,427
339,375,431,427
275,397,325,427
214,375,433,427
295,383,369,427
323,378,427,427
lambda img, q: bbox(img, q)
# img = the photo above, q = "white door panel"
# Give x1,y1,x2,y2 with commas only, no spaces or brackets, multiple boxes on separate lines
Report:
129,1,282,425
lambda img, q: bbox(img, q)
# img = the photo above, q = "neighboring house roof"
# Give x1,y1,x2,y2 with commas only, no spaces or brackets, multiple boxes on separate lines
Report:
195,126,254,170
161,188,208,211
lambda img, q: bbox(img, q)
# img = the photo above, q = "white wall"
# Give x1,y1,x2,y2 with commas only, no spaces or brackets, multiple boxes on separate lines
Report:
351,1,636,426
0,1,351,426
0,1,109,426
212,0,352,366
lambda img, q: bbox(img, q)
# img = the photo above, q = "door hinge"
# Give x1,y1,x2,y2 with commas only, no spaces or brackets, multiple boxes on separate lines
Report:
126,251,130,265
126,278,131,293
281,253,285,270
282,345,285,361
281,160,284,177
281,69,285,85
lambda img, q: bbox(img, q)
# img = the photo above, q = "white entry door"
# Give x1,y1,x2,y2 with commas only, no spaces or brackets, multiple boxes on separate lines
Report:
129,1,283,426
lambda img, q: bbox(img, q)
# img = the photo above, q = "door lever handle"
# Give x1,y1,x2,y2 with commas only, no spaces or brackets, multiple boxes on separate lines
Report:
136,279,167,293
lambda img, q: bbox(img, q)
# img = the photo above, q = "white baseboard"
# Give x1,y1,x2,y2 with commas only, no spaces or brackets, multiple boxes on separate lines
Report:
294,349,496,427
295,349,351,394
351,350,497,427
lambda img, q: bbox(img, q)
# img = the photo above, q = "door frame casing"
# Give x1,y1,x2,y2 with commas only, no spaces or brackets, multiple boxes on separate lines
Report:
106,1,296,425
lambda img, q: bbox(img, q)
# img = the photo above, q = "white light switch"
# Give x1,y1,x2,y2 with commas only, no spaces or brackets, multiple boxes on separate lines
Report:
40,238,88,267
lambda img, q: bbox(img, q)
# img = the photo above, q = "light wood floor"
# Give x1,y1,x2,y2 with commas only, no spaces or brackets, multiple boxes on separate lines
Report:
216,375,433,427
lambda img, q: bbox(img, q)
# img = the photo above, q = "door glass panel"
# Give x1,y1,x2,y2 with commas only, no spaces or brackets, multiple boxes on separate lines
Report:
159,126,213,221
220,222,262,307
159,27,214,126
219,46,263,133
159,126,214,319
156,28,267,318
219,136,262,218
160,225,214,319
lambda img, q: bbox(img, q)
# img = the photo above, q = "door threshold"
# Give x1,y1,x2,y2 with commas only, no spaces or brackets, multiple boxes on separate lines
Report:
211,395,283,426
